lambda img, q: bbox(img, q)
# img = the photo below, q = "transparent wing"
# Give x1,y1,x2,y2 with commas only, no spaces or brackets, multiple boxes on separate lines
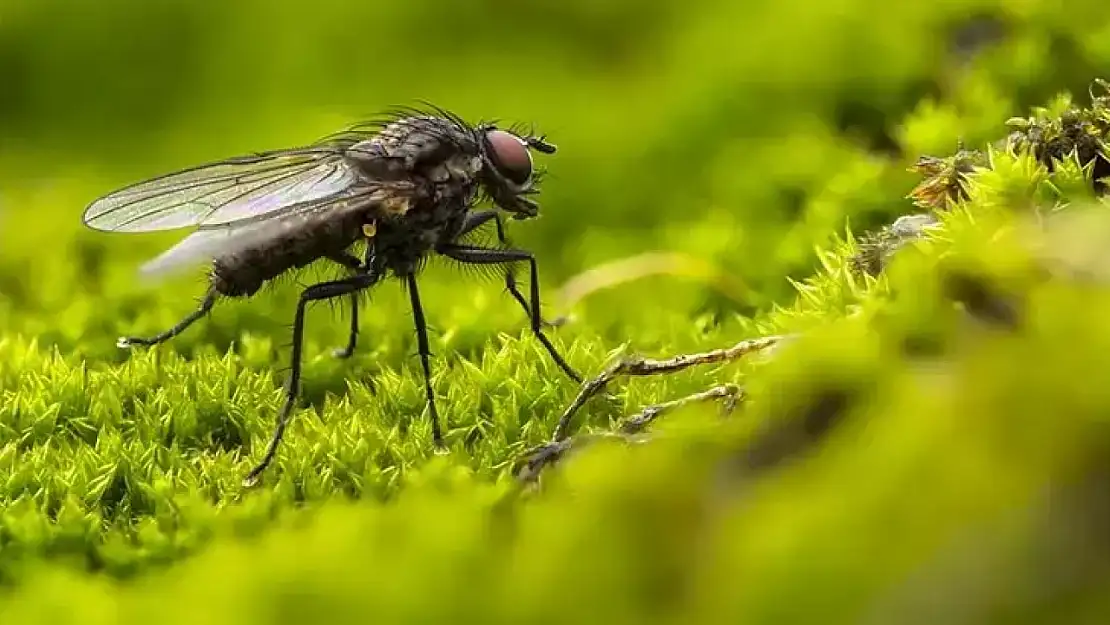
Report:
82,146,363,233
135,185,401,282
138,223,269,281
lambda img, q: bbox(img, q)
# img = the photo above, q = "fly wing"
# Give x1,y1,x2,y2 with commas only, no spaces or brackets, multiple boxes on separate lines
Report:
137,220,277,282
82,146,363,233
135,181,416,282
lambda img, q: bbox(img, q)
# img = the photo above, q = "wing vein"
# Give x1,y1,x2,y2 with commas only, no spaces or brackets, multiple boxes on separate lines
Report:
83,147,359,232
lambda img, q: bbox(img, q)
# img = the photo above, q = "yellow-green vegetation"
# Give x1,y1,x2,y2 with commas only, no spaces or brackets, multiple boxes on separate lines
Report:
3,1,1110,622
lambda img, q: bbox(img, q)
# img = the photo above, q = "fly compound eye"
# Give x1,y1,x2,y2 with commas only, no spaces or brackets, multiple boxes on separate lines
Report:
484,129,533,186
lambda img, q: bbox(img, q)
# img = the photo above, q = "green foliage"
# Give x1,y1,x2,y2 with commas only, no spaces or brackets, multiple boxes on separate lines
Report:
3,0,1110,622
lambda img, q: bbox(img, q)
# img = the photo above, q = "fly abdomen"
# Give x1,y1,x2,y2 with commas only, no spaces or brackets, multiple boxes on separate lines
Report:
210,207,368,297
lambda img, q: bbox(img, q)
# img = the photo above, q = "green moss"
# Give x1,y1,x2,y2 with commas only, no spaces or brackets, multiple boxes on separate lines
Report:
5,2,1110,621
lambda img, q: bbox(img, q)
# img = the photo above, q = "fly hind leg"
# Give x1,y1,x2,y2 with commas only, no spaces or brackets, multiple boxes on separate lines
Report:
243,270,380,487
326,252,370,360
331,293,360,359
116,288,218,349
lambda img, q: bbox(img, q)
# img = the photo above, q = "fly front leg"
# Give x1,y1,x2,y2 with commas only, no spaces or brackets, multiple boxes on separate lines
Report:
243,270,381,487
455,210,559,329
117,287,219,349
437,242,582,384
456,209,500,238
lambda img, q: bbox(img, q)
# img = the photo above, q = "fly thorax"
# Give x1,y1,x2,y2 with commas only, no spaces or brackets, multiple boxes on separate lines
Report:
373,120,419,149
348,139,383,156
427,154,481,184
347,139,405,180
427,163,452,184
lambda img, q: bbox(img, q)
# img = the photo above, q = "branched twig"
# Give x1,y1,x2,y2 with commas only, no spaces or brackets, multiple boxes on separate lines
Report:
552,334,790,442
618,383,743,435
513,384,743,484
512,333,792,484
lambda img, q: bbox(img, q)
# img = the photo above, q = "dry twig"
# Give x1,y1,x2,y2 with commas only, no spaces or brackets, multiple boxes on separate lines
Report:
513,334,791,483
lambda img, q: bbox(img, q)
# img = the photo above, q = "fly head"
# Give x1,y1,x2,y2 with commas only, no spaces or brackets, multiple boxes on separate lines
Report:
477,125,557,220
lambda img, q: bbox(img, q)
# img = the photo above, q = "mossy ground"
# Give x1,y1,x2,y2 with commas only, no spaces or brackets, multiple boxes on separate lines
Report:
4,1,1110,622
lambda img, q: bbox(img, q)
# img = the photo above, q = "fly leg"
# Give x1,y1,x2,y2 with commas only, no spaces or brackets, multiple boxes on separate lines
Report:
333,293,360,359
243,270,381,487
326,252,372,359
455,210,558,329
405,273,446,449
437,242,582,384
117,288,218,349
456,209,499,238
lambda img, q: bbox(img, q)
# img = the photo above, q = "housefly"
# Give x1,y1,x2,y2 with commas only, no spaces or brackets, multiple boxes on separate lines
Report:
82,104,583,486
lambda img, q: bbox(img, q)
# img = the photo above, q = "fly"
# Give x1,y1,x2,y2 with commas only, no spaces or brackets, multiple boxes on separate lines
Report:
81,104,583,486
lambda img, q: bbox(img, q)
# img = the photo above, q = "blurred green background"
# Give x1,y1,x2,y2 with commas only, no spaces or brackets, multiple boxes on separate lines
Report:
3,0,1107,336
3,0,1110,620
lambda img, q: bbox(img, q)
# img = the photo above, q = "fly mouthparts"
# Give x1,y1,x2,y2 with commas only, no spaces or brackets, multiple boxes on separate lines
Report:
511,196,540,218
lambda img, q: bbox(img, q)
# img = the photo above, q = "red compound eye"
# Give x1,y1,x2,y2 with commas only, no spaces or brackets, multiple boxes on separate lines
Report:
484,129,533,185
